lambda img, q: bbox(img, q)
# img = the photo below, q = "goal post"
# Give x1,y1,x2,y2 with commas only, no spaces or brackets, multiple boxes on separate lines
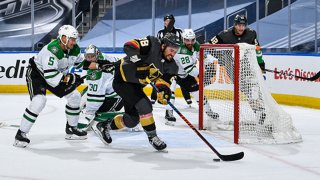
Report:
198,43,302,144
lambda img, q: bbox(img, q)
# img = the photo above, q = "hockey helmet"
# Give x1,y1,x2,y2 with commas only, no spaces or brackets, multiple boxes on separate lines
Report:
183,28,195,40
84,44,100,60
234,14,247,25
58,25,79,40
164,14,175,22
162,33,181,48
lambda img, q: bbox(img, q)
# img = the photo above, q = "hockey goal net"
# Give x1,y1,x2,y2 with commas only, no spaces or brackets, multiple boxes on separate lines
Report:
198,43,302,144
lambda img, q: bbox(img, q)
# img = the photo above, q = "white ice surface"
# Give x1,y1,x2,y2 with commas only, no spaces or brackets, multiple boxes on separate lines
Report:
0,94,319,180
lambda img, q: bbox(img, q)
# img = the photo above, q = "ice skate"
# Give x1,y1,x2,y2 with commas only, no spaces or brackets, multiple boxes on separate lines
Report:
13,129,30,148
186,99,192,107
65,122,87,140
165,110,176,126
91,120,112,144
148,135,167,151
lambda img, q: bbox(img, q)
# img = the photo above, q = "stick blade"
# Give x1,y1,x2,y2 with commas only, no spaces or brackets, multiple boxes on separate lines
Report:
218,151,244,161
308,71,320,81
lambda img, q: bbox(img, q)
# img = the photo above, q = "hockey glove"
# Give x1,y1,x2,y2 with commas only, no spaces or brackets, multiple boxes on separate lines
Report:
97,60,115,73
54,73,84,98
63,73,84,86
155,81,172,105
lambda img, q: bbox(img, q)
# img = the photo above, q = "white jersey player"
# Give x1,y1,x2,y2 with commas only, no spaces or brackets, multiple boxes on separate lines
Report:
14,25,87,147
80,45,141,145
164,29,219,126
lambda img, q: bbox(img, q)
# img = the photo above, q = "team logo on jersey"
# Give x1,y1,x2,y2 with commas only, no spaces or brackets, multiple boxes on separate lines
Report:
181,48,188,54
51,46,58,54
89,71,97,79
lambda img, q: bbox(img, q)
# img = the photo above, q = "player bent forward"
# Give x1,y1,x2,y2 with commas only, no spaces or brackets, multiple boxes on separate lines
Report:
95,33,180,151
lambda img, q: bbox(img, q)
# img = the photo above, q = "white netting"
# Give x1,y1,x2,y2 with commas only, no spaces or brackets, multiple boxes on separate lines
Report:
200,43,302,144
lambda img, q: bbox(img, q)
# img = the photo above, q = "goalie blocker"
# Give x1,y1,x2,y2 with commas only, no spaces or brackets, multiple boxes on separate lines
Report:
198,43,302,144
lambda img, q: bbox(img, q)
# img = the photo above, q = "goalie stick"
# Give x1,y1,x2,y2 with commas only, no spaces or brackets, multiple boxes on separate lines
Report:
264,68,320,81
148,80,244,161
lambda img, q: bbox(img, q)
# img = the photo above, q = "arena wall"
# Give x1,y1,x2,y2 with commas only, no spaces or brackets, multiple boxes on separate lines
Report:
0,52,318,109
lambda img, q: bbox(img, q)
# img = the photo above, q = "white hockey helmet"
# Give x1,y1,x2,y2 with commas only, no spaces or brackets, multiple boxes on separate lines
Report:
58,25,78,40
182,29,195,40
84,44,100,60
182,29,196,44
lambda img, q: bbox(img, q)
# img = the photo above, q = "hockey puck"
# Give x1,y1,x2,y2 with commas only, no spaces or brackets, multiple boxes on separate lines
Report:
213,158,221,162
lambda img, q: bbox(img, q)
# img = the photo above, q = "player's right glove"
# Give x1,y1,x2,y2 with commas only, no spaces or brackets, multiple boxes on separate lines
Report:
97,60,114,73
54,73,84,98
63,73,84,86
155,80,172,105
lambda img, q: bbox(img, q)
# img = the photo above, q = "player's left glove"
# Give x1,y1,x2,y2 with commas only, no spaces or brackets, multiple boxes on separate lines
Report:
97,60,114,73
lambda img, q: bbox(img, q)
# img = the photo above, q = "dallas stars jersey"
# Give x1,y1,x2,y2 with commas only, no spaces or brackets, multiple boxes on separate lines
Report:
174,42,200,78
85,53,119,113
34,39,83,87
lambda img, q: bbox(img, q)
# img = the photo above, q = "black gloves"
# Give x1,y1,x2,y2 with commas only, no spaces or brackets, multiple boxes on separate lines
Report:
63,73,84,86
97,60,114,73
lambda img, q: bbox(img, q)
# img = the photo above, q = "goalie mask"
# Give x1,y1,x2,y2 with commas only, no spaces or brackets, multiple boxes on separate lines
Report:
84,44,100,62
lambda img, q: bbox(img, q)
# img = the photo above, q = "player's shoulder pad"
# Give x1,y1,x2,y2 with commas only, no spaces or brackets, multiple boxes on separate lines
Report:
138,36,153,55
178,45,188,54
47,39,64,59
246,28,257,34
175,28,183,33
193,41,200,51
68,44,81,57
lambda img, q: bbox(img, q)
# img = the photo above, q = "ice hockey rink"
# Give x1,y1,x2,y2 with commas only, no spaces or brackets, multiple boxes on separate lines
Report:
0,94,320,180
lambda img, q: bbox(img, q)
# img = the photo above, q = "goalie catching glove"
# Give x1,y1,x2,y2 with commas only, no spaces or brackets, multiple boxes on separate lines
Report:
155,80,171,105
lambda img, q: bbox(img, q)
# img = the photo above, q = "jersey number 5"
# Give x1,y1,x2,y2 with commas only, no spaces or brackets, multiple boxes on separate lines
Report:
48,57,54,66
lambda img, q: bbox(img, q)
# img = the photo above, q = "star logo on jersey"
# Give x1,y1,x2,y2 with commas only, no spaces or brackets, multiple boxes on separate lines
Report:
89,71,97,79
51,46,58,54
181,48,188,54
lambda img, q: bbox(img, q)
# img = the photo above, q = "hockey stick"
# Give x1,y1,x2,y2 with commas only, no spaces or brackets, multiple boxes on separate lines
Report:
149,81,244,161
0,122,19,128
264,68,320,81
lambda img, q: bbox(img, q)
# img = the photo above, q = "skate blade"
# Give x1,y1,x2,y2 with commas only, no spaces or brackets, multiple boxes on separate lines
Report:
65,134,87,140
165,121,175,126
155,149,168,153
91,128,111,145
13,140,29,148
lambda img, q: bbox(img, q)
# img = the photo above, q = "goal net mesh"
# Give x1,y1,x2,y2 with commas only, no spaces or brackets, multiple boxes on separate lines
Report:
199,43,302,144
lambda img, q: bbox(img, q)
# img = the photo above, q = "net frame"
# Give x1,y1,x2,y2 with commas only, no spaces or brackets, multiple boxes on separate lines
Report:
199,44,240,143
198,43,302,144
